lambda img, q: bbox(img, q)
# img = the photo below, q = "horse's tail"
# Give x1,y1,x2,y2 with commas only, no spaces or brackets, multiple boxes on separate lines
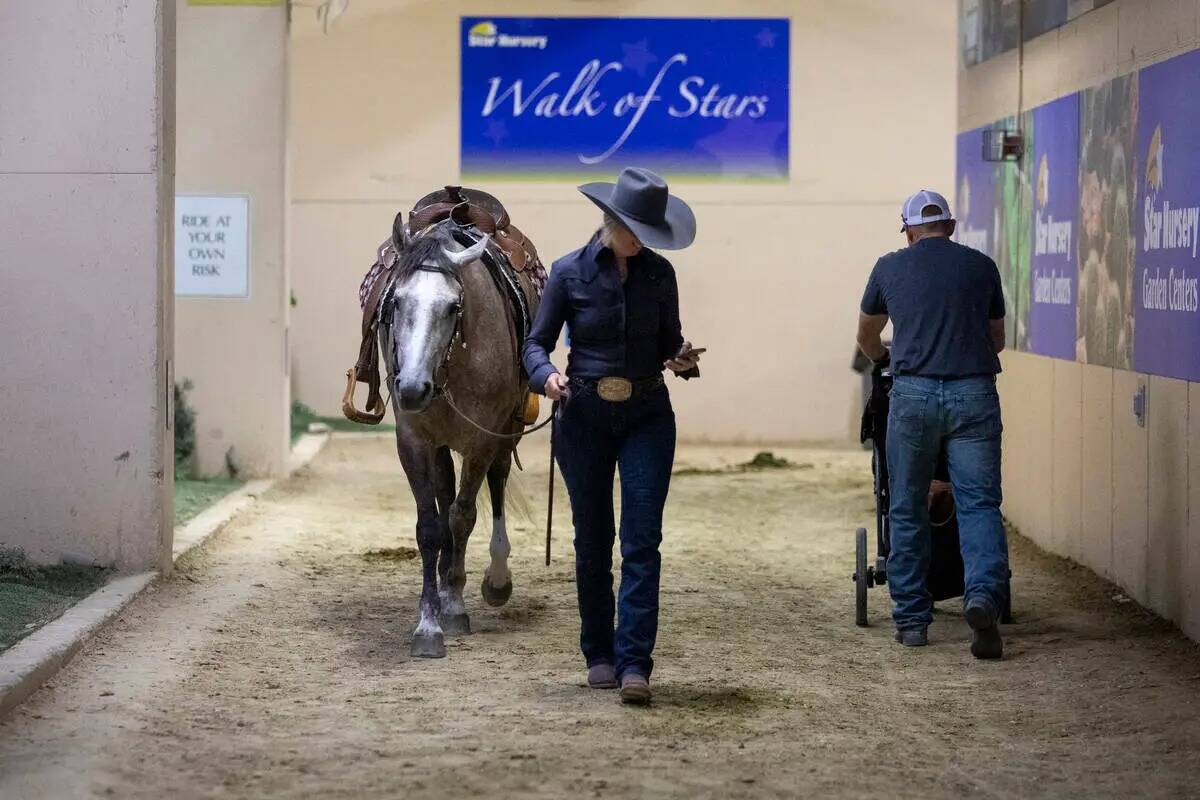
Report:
500,472,535,528
459,452,536,527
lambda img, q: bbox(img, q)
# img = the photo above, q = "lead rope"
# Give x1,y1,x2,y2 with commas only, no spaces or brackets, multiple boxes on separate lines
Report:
546,400,559,566
437,388,555,440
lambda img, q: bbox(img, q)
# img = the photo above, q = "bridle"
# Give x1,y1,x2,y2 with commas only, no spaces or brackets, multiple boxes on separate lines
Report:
383,239,555,440
384,259,467,397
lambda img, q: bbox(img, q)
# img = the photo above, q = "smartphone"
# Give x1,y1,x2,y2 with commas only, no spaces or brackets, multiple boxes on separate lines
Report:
685,347,707,356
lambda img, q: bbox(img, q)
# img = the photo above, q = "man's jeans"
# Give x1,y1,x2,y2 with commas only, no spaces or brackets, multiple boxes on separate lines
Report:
555,381,676,680
886,375,1009,631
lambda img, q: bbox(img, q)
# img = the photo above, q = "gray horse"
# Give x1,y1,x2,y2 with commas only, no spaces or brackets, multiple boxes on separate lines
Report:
379,223,537,658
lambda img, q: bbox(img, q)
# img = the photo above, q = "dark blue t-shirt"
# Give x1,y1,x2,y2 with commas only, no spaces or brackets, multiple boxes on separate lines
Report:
860,237,1005,378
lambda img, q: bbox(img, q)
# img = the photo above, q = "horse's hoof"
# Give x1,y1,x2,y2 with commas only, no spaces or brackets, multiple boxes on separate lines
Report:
481,574,513,607
410,632,446,658
439,613,471,636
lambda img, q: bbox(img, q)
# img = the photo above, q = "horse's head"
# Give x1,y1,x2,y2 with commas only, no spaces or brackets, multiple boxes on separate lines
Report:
388,230,490,413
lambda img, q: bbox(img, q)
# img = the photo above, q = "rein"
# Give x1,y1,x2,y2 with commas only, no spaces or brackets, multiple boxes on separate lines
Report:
438,389,555,440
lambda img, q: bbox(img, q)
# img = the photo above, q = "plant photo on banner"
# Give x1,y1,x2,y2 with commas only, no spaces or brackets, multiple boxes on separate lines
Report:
459,17,790,182
1077,72,1137,369
1133,48,1200,382
993,113,1034,351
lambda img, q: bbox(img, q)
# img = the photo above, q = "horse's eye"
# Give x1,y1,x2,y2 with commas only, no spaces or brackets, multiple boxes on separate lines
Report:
447,302,462,317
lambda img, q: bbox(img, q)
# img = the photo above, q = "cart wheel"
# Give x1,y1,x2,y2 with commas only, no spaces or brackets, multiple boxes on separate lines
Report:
855,527,869,626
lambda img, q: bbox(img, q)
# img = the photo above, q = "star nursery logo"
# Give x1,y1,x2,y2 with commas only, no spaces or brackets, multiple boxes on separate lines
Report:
1142,123,1200,259
467,20,549,50
1034,149,1071,258
1146,124,1164,195
1037,153,1049,208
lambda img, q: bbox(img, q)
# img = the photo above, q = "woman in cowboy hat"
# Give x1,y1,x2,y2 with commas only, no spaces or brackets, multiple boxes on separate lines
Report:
522,167,702,705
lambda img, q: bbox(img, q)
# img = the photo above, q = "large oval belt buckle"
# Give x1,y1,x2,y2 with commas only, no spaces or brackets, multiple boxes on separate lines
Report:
597,376,633,402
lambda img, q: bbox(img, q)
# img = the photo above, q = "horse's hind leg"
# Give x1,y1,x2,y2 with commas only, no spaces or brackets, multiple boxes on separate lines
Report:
481,451,514,607
440,453,490,636
395,431,446,658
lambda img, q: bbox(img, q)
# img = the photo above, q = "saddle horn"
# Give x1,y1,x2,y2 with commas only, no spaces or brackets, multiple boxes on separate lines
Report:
442,234,490,267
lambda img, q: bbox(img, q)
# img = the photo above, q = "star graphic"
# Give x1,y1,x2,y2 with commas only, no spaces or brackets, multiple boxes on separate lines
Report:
694,117,788,178
483,120,509,147
756,27,777,48
621,39,658,76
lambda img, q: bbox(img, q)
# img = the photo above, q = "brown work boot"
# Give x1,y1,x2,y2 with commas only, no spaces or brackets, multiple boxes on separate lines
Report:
619,673,652,706
587,663,617,689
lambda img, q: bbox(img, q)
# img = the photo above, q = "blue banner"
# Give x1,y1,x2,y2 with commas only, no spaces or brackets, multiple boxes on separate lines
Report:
1027,93,1079,360
1133,48,1200,381
459,17,790,182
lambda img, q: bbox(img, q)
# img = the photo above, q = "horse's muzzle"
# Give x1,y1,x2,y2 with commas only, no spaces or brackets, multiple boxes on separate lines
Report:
396,379,434,412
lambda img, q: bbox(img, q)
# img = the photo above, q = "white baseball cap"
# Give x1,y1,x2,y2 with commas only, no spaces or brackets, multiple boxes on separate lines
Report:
900,189,953,231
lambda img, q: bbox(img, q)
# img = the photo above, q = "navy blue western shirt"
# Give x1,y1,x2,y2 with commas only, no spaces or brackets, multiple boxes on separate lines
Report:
860,236,1006,378
522,234,694,393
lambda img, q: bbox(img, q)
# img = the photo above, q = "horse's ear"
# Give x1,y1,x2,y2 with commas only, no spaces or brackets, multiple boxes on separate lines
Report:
391,212,407,249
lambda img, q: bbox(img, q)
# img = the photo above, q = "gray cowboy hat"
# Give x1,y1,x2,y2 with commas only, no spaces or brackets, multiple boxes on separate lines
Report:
579,167,696,250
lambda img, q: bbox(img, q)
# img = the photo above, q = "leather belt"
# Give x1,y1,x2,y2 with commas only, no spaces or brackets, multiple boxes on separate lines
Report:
571,375,664,402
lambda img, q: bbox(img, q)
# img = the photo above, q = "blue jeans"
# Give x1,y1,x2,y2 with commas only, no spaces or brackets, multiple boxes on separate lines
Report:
555,381,676,680
886,375,1008,630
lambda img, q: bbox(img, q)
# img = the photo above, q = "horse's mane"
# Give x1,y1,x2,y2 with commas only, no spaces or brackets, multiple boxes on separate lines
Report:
395,228,450,279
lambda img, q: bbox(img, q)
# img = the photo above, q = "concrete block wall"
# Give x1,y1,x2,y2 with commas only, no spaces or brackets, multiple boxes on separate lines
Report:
0,1,175,571
175,0,290,478
965,0,1200,639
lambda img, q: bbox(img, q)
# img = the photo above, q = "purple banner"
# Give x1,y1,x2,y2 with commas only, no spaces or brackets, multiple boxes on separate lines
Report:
1133,48,1200,381
954,126,995,258
1027,94,1079,359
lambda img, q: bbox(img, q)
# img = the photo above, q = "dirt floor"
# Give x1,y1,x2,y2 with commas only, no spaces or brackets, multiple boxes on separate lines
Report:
1,435,1198,798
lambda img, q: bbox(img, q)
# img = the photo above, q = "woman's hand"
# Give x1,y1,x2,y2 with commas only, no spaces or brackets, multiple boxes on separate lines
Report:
665,342,702,374
544,372,571,401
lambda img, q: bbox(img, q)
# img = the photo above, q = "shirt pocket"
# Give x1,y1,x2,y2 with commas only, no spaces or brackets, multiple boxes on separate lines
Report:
565,277,621,343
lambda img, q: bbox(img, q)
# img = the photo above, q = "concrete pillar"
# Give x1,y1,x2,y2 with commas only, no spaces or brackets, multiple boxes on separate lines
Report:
174,0,289,478
0,1,176,572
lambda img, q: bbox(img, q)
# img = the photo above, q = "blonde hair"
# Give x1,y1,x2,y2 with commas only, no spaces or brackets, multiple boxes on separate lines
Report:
599,214,627,248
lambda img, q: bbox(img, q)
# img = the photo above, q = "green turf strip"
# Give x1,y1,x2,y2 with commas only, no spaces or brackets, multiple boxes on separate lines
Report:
174,478,243,527
0,560,108,653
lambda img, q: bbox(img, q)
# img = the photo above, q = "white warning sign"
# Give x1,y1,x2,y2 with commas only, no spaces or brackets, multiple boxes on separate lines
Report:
175,195,250,297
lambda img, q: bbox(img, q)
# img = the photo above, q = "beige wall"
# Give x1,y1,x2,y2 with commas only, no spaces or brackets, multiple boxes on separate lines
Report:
288,0,957,443
965,0,1200,639
0,1,175,571
175,0,290,478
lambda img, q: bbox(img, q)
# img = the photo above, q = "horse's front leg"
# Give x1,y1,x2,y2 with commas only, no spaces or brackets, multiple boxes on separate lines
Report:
481,450,514,607
439,451,492,636
432,445,457,621
395,430,446,658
